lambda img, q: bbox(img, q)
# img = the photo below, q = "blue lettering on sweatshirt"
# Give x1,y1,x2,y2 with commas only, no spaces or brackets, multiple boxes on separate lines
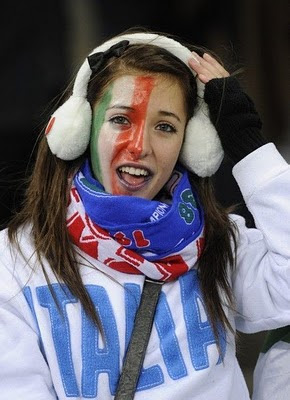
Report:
180,271,226,369
27,270,226,397
82,285,120,398
23,286,47,362
154,291,188,379
36,284,80,397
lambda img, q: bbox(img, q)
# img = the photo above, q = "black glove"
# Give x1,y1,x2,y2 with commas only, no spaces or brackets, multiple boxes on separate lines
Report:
204,76,267,164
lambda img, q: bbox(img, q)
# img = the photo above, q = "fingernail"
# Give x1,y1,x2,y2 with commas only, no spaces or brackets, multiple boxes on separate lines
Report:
189,57,200,64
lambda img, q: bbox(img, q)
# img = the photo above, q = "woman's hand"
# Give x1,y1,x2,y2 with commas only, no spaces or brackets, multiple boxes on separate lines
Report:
188,51,229,83
189,51,266,165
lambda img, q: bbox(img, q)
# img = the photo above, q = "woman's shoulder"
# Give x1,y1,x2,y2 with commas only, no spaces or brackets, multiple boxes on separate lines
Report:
0,226,9,246
0,223,33,249
0,227,15,265
0,224,35,276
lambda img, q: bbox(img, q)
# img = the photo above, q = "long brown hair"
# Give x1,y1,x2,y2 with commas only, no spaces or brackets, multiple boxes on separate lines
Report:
7,30,237,344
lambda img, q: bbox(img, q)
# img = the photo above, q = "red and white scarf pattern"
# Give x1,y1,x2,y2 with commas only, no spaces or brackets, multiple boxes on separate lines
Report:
67,187,205,282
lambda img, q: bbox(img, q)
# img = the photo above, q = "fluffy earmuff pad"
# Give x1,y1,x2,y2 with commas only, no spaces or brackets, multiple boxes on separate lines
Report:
46,97,92,160
179,100,224,177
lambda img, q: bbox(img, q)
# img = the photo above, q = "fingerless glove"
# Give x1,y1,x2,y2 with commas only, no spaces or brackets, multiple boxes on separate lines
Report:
204,76,267,164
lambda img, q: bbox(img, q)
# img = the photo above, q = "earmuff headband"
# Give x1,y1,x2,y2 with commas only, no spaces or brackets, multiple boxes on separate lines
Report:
45,33,224,177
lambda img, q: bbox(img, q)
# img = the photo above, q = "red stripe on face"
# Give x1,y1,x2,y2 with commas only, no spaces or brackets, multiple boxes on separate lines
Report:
127,76,155,159
45,116,55,135
111,76,155,194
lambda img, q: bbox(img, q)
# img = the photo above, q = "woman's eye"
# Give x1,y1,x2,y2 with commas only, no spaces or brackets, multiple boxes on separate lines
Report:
109,116,130,125
156,123,177,133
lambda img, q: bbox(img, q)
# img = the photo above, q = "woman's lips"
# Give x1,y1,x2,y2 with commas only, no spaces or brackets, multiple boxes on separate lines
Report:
116,165,152,192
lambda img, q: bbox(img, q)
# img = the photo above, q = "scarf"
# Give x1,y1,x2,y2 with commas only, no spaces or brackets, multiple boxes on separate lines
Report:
67,161,205,282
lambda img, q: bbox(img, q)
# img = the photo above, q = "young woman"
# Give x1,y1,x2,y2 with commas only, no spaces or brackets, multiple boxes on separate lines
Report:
0,30,289,400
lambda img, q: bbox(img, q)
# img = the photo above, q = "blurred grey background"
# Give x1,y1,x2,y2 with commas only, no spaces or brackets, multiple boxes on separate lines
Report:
0,0,289,396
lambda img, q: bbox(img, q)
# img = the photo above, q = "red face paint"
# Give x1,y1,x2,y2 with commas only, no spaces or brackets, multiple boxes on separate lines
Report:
110,76,155,194
45,116,55,135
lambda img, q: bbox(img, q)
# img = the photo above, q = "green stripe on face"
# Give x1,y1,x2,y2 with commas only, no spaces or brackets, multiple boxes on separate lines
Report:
90,86,113,181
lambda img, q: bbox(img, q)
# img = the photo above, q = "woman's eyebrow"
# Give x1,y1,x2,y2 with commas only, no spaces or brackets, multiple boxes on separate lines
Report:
158,110,181,123
107,105,134,111
106,106,181,123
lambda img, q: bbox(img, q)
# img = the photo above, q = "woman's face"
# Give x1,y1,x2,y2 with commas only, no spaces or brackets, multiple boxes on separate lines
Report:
90,73,187,199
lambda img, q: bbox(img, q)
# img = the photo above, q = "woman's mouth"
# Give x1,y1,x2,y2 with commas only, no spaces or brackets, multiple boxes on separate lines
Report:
117,165,152,191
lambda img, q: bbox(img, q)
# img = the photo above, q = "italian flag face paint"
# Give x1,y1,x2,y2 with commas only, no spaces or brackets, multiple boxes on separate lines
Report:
90,73,186,199
90,87,113,182
90,75,155,195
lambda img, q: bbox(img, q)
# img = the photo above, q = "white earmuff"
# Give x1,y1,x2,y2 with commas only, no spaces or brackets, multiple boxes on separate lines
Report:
45,33,224,177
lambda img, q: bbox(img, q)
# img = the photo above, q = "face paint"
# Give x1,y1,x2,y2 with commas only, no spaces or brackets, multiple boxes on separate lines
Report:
109,76,155,194
90,74,187,199
90,87,113,182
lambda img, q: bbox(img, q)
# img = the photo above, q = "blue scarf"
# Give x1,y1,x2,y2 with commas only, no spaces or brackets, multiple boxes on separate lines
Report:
73,160,204,262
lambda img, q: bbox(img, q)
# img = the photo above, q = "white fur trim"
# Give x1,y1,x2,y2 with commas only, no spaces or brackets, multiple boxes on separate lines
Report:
179,100,224,177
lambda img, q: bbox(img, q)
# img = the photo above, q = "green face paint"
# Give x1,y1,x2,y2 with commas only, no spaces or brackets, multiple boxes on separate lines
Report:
90,86,113,182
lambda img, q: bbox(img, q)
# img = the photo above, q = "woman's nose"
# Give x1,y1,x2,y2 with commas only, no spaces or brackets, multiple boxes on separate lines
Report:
127,123,152,160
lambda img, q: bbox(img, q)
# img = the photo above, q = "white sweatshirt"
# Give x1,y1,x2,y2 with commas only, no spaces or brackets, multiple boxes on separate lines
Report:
253,339,290,400
0,143,290,400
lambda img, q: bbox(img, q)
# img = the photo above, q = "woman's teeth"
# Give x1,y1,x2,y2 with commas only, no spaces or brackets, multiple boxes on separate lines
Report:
118,166,149,176
117,165,151,191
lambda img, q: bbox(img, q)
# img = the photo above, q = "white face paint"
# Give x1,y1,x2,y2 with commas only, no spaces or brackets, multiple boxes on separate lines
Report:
90,74,187,200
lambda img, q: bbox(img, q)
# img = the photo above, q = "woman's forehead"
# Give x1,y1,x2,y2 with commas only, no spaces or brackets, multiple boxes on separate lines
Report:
109,73,183,98
106,74,186,118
